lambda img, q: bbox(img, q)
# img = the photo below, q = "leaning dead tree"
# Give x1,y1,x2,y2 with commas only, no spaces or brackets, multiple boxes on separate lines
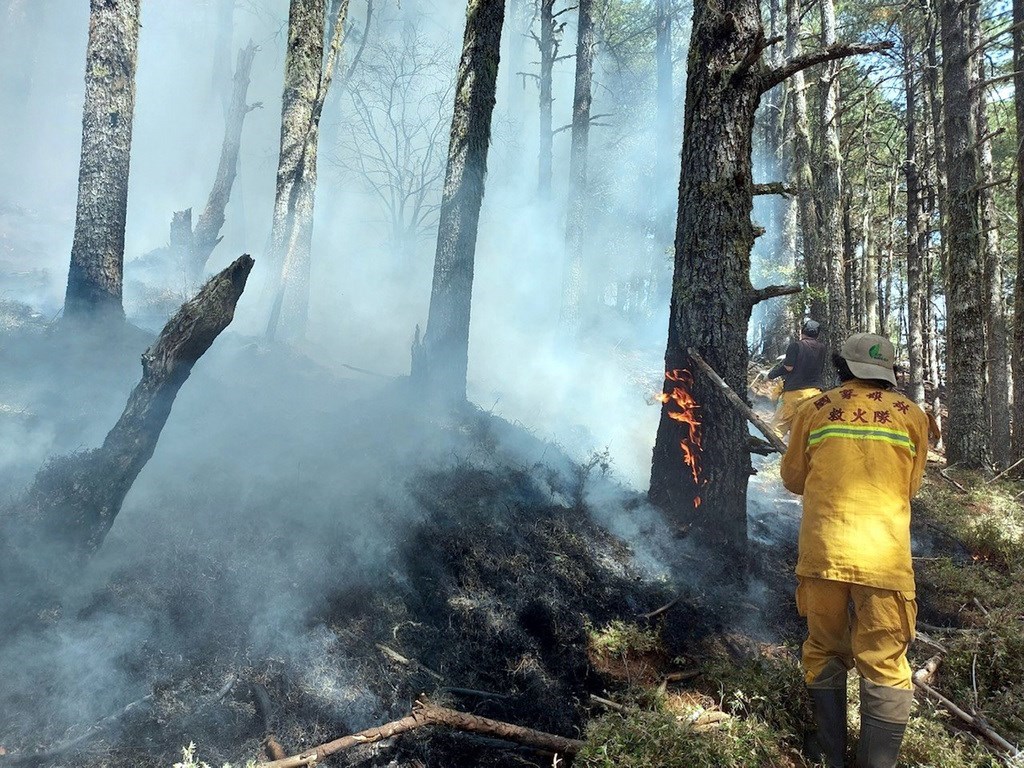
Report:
64,0,141,321
10,256,254,563
648,0,887,551
158,43,259,288
411,0,506,403
189,42,260,282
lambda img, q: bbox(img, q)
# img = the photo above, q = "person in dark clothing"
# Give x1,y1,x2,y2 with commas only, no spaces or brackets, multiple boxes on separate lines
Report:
768,319,827,439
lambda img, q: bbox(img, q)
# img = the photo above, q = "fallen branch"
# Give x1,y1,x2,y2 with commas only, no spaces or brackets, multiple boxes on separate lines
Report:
912,654,944,687
377,643,444,682
256,697,584,768
987,457,1024,484
639,594,683,619
939,466,970,494
687,348,788,454
915,679,1020,756
915,630,948,656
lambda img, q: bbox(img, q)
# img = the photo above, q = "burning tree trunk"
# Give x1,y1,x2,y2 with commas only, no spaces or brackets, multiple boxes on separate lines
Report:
941,0,989,466
410,0,505,402
647,0,885,551
265,0,349,342
64,0,141,321
9,256,253,565
559,0,595,334
817,0,847,345
784,0,825,326
904,19,927,404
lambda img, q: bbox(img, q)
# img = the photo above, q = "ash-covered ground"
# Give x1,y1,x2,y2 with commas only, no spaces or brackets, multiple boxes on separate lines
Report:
0,304,808,767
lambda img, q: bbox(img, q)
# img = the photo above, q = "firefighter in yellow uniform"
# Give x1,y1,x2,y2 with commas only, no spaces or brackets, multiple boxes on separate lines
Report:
768,319,827,440
781,333,929,768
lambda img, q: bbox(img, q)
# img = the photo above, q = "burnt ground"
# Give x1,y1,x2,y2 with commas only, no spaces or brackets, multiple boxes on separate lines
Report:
4,313,972,767
0,306,751,768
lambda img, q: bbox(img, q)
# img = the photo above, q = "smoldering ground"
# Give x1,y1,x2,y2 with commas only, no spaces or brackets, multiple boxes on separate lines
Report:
0,1,807,765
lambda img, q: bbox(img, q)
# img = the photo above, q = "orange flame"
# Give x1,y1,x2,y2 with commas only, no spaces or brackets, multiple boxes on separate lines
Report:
656,369,704,508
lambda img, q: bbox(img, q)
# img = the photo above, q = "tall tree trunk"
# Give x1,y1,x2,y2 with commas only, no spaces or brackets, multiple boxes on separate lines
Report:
267,0,349,341
410,0,505,402
975,53,1012,465
537,0,555,198
1014,0,1024,458
785,0,825,325
760,0,795,358
64,0,141,321
649,0,764,554
265,0,326,337
904,19,926,404
645,0,875,552
559,0,595,334
818,0,846,346
941,0,989,466
923,0,947,264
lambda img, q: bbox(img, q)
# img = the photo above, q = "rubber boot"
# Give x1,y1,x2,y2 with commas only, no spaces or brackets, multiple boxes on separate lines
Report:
806,659,849,768
856,678,913,768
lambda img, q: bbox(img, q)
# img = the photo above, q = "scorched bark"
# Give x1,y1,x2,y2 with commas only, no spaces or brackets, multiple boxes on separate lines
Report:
64,0,141,320
411,0,505,402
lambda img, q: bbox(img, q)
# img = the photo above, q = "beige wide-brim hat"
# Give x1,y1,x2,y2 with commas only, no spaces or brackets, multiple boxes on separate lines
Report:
840,333,897,386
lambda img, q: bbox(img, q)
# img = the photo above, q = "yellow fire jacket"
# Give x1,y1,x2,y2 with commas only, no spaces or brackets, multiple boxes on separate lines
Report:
780,380,930,592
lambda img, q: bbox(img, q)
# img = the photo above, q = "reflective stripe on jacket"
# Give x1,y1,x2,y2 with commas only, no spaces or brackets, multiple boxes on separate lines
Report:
780,380,930,592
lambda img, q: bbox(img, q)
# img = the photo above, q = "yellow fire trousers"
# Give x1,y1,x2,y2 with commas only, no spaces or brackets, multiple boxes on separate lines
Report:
772,388,822,439
796,577,917,689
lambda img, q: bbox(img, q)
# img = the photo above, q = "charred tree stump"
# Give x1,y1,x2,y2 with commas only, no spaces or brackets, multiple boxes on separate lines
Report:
7,256,254,564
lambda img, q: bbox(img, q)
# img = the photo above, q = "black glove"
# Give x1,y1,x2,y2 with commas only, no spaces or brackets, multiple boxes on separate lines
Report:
766,362,787,381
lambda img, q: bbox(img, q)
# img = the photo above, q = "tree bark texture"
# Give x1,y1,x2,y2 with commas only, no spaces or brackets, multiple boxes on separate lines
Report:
904,20,926,404
817,0,847,345
13,256,253,562
941,0,989,466
559,0,595,334
265,0,324,336
1015,0,1024,458
974,52,1011,466
648,0,767,552
191,41,259,282
411,0,505,402
64,0,141,321
267,0,351,341
785,0,825,326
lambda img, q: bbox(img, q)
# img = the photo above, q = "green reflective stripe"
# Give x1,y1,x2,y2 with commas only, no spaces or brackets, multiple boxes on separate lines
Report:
808,425,916,455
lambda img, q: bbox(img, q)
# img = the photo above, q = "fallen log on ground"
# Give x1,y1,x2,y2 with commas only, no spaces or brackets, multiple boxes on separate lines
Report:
7,255,254,562
256,696,585,768
687,348,787,454
912,653,1021,758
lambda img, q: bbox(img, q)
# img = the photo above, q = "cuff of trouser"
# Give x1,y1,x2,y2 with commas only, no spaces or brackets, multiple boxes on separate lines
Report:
808,657,851,690
860,678,914,724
